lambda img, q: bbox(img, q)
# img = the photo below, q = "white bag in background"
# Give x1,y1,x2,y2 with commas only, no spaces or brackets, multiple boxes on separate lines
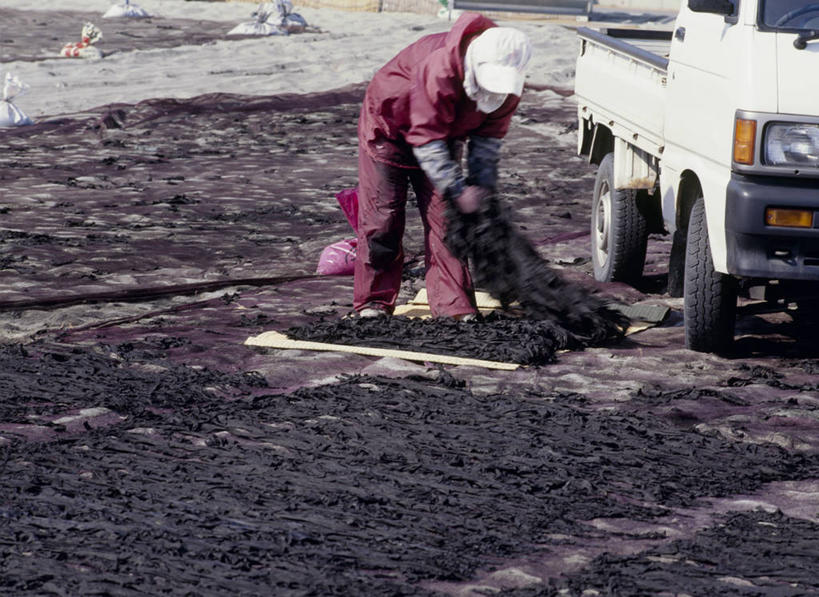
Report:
228,3,286,36
0,72,34,127
104,0,150,18
60,23,104,59
227,1,309,36
276,0,308,33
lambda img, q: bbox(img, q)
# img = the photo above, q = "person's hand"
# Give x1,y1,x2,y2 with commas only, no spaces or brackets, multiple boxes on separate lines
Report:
455,185,491,214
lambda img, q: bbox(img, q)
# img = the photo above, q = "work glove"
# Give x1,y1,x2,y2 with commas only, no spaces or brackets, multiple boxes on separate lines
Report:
413,140,464,200
413,136,501,213
455,185,492,214
466,135,502,189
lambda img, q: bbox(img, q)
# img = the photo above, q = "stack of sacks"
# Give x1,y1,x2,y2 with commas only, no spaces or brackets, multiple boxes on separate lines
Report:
103,0,150,18
60,23,104,59
228,1,308,36
0,73,34,127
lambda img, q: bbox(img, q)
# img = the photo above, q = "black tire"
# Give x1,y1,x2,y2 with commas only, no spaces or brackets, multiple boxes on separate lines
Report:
590,153,648,284
684,197,737,353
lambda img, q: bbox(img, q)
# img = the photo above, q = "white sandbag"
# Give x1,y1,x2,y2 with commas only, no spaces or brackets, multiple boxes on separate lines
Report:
228,3,284,36
227,21,286,36
276,0,309,33
0,72,33,127
282,12,308,34
104,0,150,18
60,23,104,59
227,1,309,36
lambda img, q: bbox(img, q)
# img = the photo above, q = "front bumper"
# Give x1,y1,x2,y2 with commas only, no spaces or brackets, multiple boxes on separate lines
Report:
725,173,819,280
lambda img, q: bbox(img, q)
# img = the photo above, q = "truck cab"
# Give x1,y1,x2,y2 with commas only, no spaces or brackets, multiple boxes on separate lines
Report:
576,0,819,352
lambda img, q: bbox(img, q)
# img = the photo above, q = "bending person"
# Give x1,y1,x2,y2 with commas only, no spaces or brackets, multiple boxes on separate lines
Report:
354,12,532,319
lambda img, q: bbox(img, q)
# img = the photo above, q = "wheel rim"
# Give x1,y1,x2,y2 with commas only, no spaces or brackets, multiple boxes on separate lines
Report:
593,181,611,268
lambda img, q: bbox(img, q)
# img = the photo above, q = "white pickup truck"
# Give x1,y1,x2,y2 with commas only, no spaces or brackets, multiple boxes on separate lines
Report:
575,0,819,353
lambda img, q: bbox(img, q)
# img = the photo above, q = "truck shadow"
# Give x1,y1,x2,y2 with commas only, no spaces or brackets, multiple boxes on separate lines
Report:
732,311,819,359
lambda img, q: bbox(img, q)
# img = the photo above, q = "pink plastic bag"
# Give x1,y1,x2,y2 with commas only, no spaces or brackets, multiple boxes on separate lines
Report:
336,187,358,233
316,238,357,276
316,188,359,275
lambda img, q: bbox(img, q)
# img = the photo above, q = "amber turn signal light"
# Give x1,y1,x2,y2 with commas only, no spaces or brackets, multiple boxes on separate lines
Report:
733,118,757,165
765,208,814,228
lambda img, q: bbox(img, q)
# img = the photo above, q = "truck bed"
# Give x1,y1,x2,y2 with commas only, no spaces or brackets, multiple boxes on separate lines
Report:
575,27,672,158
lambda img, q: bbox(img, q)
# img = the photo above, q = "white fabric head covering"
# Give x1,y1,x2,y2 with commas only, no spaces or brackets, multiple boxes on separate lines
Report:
464,27,532,113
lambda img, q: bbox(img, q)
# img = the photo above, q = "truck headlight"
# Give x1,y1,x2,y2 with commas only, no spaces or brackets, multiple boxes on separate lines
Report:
764,123,819,168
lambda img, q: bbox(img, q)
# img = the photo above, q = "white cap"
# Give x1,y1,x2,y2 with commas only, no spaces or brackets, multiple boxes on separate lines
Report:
469,27,532,96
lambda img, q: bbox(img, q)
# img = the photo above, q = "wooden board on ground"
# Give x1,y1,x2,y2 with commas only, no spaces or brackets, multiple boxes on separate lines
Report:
244,331,520,370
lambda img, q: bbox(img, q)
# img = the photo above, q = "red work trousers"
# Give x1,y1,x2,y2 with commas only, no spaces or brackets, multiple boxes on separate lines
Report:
353,144,476,318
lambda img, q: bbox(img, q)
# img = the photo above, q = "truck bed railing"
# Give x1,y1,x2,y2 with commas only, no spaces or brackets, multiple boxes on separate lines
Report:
578,26,669,71
452,0,592,16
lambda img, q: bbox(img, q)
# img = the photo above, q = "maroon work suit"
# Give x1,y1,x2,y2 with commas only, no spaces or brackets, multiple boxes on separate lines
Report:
354,12,520,317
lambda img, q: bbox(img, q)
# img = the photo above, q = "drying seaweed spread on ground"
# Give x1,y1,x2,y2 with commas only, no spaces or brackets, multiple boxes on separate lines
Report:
2,347,818,595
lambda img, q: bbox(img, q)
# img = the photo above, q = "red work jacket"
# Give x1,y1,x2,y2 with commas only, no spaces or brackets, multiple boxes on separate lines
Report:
358,12,520,169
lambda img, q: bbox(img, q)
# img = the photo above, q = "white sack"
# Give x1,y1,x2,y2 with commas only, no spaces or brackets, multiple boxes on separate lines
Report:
227,21,287,36
104,0,150,18
0,73,33,127
227,1,308,36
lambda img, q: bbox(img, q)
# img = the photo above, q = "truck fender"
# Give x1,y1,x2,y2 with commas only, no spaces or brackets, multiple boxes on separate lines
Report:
661,147,731,273
676,170,702,234
580,119,613,166
665,170,702,297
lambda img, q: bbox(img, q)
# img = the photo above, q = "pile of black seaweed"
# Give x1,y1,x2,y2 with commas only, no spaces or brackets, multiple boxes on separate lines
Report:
446,194,629,344
286,312,576,365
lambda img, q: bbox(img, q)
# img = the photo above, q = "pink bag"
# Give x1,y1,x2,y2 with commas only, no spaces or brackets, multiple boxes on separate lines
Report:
317,238,357,276
316,188,360,275
336,187,358,232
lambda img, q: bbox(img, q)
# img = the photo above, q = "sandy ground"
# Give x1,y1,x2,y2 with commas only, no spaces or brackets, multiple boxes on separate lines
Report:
2,0,580,119
1,2,818,595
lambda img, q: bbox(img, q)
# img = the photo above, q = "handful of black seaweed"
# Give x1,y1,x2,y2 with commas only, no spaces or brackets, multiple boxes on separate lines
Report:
445,193,630,344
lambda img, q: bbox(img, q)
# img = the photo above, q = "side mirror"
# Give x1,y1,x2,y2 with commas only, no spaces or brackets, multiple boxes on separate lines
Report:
688,0,734,16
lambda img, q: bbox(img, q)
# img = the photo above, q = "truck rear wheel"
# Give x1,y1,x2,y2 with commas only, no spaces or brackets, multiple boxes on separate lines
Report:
684,197,737,353
591,153,648,284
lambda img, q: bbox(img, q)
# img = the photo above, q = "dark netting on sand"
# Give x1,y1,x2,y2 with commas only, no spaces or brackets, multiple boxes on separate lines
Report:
0,89,365,308
0,8,247,63
286,312,589,366
445,196,629,343
3,344,819,595
509,510,819,596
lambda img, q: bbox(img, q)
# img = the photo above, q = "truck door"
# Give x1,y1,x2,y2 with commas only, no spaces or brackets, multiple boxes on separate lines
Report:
663,3,749,271
665,6,737,173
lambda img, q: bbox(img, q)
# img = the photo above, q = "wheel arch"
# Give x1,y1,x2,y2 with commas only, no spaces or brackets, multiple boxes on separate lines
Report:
580,120,614,167
666,169,703,297
676,169,703,234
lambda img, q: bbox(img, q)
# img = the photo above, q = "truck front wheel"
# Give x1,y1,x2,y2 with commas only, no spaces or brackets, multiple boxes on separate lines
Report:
684,197,737,353
591,153,648,284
